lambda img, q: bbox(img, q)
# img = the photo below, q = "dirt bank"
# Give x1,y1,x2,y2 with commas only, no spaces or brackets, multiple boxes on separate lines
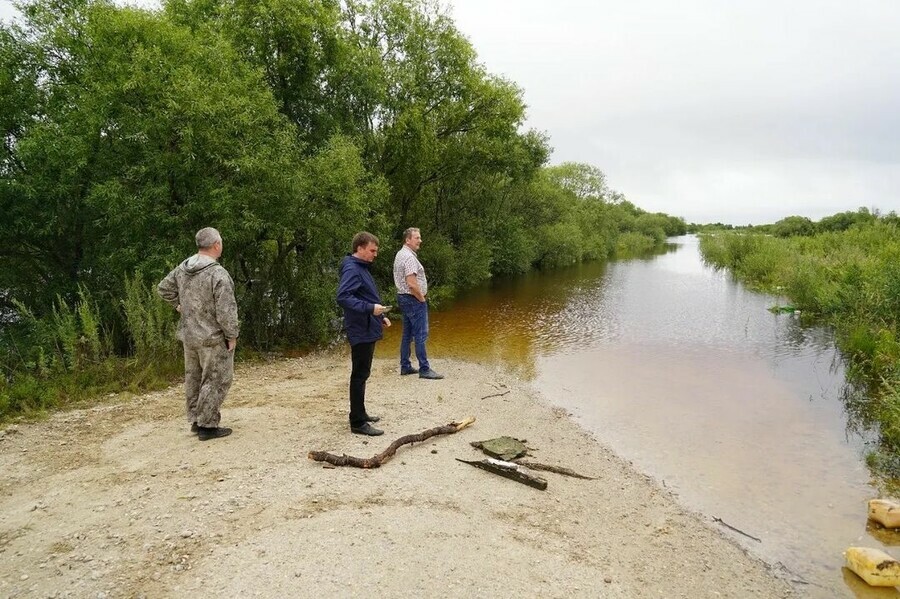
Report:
0,352,795,598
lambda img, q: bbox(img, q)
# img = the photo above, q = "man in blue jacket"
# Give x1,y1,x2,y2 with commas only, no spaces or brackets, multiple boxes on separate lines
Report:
336,232,392,436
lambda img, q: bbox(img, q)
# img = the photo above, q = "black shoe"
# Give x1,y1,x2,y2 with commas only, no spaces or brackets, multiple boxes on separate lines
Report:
364,414,381,423
419,369,444,380
198,426,232,441
350,423,384,436
400,367,419,375
190,422,199,433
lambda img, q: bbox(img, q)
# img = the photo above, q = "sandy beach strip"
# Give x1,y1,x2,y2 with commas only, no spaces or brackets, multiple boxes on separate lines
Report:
0,353,795,598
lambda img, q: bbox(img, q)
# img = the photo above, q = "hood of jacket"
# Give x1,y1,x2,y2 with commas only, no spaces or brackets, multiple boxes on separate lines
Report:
182,254,219,275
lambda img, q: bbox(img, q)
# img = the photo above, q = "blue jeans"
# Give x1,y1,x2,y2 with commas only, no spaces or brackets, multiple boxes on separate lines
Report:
397,294,429,372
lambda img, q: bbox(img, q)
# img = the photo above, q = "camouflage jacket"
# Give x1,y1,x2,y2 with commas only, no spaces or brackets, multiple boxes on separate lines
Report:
157,255,239,348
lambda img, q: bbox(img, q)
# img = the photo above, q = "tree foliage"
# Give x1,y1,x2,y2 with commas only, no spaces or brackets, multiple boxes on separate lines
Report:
772,215,816,238
0,0,685,417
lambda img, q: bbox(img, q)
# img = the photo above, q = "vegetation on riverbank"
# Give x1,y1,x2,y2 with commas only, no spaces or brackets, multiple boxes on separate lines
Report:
698,209,900,480
0,0,685,420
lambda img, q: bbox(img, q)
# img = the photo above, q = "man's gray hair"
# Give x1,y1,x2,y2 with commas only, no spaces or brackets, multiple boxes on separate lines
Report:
195,227,222,249
403,227,420,241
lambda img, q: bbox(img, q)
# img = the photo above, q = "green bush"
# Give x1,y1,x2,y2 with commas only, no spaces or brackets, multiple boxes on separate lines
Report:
416,233,457,305
698,234,729,268
873,251,900,324
736,248,778,287
1,373,55,415
453,236,493,289
615,232,656,257
490,218,536,276
633,213,668,244
8,287,108,376
773,215,816,238
536,222,583,268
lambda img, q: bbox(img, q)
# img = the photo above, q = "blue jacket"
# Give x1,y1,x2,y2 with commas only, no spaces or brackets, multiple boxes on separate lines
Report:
337,254,386,345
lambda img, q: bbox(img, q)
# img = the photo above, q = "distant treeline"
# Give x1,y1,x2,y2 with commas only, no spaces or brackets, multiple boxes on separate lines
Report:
697,208,900,482
0,0,685,418
688,207,894,237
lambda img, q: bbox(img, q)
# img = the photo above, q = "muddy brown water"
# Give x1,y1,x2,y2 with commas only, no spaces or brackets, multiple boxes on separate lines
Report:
377,235,897,598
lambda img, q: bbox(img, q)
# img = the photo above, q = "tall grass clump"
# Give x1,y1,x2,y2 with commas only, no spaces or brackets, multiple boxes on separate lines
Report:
0,281,182,422
699,233,786,289
123,275,179,358
10,287,107,374
697,233,730,268
866,382,900,484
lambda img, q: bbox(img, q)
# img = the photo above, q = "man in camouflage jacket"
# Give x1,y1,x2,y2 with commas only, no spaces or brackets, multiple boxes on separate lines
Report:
158,227,239,441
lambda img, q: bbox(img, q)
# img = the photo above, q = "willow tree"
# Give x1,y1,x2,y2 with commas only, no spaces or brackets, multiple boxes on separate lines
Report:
0,0,382,347
166,0,550,290
341,0,548,288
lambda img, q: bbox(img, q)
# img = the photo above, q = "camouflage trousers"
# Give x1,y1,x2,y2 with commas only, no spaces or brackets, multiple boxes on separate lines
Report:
183,342,234,428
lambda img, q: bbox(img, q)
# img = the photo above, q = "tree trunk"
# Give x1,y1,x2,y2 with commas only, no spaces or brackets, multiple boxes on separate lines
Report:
308,417,476,468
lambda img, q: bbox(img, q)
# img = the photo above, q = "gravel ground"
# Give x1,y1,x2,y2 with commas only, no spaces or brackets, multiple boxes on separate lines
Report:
0,352,796,598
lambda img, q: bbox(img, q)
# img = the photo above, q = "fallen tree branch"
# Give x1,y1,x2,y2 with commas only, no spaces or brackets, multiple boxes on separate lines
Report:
712,516,761,542
480,390,510,400
308,417,476,468
512,459,596,480
456,458,548,490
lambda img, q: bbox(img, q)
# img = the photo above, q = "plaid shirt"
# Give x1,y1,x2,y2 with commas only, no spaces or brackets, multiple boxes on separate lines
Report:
393,245,428,296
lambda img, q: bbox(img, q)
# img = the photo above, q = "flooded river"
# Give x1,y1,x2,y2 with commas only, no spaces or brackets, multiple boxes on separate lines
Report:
379,235,895,597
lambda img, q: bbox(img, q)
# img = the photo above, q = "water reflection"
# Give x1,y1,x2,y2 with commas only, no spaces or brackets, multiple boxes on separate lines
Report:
380,235,893,598
842,567,900,599
379,258,614,377
866,521,900,547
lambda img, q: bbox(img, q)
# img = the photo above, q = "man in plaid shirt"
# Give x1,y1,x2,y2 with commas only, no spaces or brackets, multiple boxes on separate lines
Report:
393,227,444,379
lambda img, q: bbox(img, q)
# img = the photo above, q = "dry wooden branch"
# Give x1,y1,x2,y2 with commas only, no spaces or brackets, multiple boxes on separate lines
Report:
480,390,510,400
308,417,476,468
512,459,596,480
456,458,548,490
712,516,761,542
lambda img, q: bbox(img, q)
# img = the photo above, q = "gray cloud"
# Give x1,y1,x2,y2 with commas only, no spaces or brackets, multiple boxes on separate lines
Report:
449,0,900,223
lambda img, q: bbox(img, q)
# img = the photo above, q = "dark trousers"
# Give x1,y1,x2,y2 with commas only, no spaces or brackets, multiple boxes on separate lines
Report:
349,341,376,427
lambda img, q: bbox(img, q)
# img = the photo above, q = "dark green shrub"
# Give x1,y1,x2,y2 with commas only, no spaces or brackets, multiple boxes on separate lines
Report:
615,232,656,257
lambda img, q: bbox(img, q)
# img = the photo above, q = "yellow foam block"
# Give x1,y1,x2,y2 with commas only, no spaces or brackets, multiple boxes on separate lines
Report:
869,499,900,529
845,546,900,587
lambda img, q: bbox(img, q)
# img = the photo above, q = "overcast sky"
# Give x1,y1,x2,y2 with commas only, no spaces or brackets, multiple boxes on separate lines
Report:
3,0,899,224
447,1,900,224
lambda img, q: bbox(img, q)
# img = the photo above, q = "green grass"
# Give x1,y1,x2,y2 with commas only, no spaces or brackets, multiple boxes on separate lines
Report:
0,279,183,423
0,355,184,424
